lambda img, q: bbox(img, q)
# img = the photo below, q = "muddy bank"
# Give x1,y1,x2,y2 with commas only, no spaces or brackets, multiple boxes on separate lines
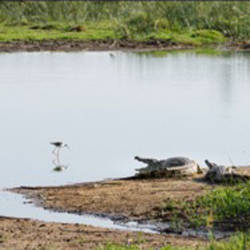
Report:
0,40,191,52
0,216,206,249
13,177,210,222
12,167,250,236
0,40,249,52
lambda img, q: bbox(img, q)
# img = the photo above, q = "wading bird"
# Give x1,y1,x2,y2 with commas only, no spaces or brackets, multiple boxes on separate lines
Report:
50,141,69,157
50,141,70,172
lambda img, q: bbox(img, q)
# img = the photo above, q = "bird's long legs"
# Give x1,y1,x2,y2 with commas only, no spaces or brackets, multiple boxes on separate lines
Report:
56,148,61,165
52,148,57,156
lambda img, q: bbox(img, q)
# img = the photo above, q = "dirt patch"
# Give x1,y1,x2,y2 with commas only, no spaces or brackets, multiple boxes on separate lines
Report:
0,216,206,249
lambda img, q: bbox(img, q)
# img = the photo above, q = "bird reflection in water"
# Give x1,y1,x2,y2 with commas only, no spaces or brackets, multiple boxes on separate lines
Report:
50,141,70,172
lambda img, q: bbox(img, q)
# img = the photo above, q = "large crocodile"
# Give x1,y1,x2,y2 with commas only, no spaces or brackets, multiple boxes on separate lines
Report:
134,156,202,177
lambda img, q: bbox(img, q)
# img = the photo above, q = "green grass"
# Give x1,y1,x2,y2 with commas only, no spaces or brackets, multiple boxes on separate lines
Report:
0,22,226,47
99,232,250,250
0,22,118,42
0,2,249,44
160,181,250,230
0,2,249,40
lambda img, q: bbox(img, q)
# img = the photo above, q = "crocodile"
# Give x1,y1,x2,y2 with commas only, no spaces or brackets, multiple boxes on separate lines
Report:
204,159,249,183
134,156,202,177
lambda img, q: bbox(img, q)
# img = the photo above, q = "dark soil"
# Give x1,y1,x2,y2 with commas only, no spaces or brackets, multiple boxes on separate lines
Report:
0,40,190,52
0,39,249,53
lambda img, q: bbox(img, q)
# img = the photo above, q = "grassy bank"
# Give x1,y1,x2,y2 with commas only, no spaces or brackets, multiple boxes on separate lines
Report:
102,180,250,250
101,232,250,250
0,22,226,47
156,181,250,232
0,2,249,46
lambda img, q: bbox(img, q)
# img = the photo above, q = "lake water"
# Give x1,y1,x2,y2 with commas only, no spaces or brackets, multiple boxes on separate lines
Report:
0,51,250,189
0,50,250,231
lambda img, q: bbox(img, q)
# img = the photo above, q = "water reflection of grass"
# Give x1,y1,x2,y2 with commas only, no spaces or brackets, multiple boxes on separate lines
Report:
194,48,225,56
135,47,235,58
135,50,172,58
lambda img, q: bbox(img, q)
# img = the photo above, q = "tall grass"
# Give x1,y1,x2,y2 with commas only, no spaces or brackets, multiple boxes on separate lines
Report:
0,2,249,40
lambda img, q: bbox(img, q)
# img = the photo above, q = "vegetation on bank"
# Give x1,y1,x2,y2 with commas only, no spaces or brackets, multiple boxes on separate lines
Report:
0,2,249,45
100,232,250,250
0,23,226,47
158,181,250,231
102,186,250,250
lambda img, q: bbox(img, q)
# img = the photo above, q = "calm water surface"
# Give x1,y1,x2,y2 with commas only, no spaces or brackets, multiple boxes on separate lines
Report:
0,51,250,189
